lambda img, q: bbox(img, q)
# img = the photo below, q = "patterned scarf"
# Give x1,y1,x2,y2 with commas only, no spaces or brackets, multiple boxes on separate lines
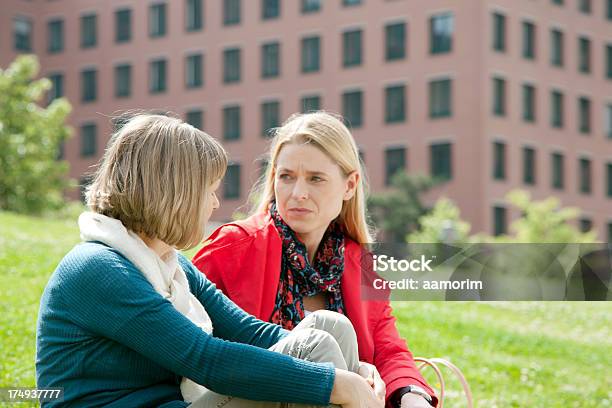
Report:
269,202,346,330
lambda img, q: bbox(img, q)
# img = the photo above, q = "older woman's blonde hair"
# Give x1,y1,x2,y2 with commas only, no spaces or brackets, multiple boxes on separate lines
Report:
253,111,373,244
86,114,227,250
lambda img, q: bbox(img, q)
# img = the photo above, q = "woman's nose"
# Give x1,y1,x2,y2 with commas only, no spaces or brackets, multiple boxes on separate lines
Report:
291,179,309,200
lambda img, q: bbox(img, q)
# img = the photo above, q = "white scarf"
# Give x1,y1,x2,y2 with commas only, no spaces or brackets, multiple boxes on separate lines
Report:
78,212,212,403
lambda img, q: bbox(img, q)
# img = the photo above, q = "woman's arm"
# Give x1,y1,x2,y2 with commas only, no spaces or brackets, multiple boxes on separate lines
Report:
61,246,334,405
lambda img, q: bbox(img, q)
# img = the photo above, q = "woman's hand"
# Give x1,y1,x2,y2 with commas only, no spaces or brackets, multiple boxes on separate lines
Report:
330,368,384,408
400,392,433,408
357,362,386,401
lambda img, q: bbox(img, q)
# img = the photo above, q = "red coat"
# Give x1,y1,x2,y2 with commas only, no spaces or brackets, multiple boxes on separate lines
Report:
193,213,437,406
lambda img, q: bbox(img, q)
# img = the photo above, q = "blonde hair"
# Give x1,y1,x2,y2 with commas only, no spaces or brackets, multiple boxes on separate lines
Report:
253,111,373,244
86,114,227,250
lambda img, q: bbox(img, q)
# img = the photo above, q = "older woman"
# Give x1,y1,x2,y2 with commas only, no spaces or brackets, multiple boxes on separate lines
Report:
35,114,382,408
193,112,437,408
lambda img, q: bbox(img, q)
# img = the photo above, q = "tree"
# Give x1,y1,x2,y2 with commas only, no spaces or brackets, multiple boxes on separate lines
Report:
0,55,72,214
367,172,433,242
407,197,472,244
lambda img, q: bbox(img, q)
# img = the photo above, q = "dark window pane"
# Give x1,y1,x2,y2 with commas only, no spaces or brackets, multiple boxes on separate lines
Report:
186,0,203,31
14,17,32,52
385,22,406,61
224,0,241,25
522,84,536,122
430,13,453,54
492,77,506,116
224,163,241,199
302,0,321,13
579,157,592,194
81,14,97,48
579,218,592,233
47,19,64,53
522,21,536,59
342,90,363,128
262,0,280,19
493,206,507,236
430,143,452,181
523,147,536,185
115,9,132,43
578,97,591,134
261,100,280,137
551,90,564,128
47,73,64,104
343,29,362,67
149,3,167,38
429,78,452,118
343,0,362,6
262,42,280,78
385,85,406,123
80,123,97,157
301,36,320,73
551,29,564,67
301,95,321,112
81,69,97,102
493,141,506,180
186,53,203,88
607,0,612,20
223,48,241,83
551,152,565,189
115,64,131,98
492,12,506,52
223,105,241,140
149,59,167,93
607,44,612,79
579,0,591,14
578,37,591,73
385,147,406,186
606,162,612,197
606,104,612,139
186,109,203,130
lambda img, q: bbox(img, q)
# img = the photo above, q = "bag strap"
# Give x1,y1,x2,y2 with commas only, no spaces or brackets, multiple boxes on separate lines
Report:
414,357,473,408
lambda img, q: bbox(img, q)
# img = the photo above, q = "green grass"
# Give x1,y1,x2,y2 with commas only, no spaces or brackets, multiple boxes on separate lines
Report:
0,211,610,407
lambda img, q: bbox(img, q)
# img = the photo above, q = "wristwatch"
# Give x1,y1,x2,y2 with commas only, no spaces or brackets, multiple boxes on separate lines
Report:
392,385,434,407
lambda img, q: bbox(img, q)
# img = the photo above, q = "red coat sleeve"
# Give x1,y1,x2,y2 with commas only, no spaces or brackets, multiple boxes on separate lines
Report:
373,302,438,407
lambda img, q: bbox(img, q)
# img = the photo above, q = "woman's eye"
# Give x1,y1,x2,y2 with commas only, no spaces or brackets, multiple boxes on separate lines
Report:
311,176,323,182
278,173,292,180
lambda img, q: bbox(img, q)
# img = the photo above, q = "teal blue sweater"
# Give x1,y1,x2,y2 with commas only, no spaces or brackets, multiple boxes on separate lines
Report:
36,242,335,407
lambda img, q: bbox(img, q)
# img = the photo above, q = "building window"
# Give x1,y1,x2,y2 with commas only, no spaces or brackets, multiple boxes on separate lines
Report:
522,84,536,122
115,8,132,43
47,73,63,104
80,14,97,48
606,162,612,197
493,206,507,236
14,17,32,52
522,21,536,60
342,90,363,128
261,42,280,78
385,147,406,186
551,90,564,128
114,64,131,98
579,157,592,194
186,109,203,130
385,22,406,61
149,59,167,93
223,48,241,83
261,100,280,137
552,0,564,5
579,218,593,233
385,85,406,124
430,13,453,54
343,0,362,6
493,141,506,181
430,143,452,181
492,77,506,116
149,3,167,38
492,12,506,52
578,37,591,73
343,29,362,67
224,163,241,199
605,104,612,139
262,0,280,20
578,96,591,134
607,0,612,20
185,53,203,88
579,0,591,13
550,29,564,67
224,0,241,25
551,152,565,190
429,78,452,118
608,222,612,242
186,0,203,31
223,105,241,140
47,19,64,53
80,123,97,157
301,36,321,73
606,44,612,79
523,147,536,185
81,69,97,102
302,0,321,13
301,95,321,112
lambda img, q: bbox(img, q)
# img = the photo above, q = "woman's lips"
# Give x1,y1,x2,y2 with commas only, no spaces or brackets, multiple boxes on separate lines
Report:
288,208,313,215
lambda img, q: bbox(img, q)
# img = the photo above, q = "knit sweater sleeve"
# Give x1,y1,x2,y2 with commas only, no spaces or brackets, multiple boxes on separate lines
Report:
60,243,335,405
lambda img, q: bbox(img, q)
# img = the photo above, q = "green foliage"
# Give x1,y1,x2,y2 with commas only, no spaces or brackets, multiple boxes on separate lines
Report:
407,197,472,244
0,55,72,214
367,172,434,242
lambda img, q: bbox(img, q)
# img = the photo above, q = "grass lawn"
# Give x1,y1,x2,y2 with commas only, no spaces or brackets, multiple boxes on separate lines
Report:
0,211,610,407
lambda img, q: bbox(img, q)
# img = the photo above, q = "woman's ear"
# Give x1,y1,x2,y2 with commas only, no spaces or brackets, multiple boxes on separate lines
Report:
343,171,359,201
